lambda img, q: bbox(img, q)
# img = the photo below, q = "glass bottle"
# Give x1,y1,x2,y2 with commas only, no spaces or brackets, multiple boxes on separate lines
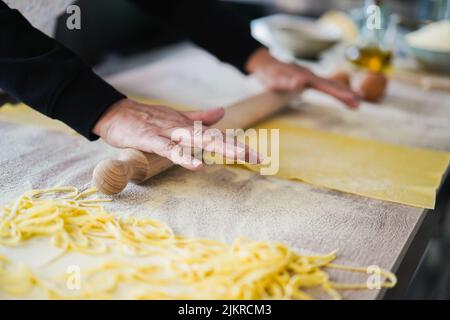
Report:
346,0,398,73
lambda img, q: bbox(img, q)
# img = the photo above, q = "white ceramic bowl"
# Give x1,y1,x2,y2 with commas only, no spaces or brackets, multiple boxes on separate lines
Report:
405,20,450,73
251,14,343,59
407,45,450,73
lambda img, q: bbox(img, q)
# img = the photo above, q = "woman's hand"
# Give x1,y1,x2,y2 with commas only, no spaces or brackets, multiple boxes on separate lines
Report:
246,48,360,109
93,98,260,170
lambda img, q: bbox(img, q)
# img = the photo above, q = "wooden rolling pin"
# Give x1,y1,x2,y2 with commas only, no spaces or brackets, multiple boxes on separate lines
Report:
392,69,450,91
92,91,298,194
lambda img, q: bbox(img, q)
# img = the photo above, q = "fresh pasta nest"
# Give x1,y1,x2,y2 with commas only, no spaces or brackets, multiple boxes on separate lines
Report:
0,187,396,299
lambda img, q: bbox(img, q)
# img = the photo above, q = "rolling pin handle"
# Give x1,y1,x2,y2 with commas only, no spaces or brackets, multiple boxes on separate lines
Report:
93,149,151,195
92,159,132,195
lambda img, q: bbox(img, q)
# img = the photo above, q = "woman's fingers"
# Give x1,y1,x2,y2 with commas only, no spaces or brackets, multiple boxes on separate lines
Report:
160,125,261,164
257,67,308,92
182,107,225,126
308,75,360,109
289,74,307,91
202,130,261,164
136,134,203,170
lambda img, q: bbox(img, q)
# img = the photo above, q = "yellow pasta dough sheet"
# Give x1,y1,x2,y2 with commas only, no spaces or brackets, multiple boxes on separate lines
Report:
243,120,450,209
0,103,75,134
1,100,449,209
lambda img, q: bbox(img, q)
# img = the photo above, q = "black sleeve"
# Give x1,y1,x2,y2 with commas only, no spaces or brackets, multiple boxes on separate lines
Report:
130,0,262,72
0,1,125,140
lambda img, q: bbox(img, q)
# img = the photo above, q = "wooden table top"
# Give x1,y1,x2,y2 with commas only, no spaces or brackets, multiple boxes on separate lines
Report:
1,43,449,299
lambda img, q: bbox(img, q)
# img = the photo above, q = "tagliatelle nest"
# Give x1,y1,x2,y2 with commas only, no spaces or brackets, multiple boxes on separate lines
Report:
0,187,396,299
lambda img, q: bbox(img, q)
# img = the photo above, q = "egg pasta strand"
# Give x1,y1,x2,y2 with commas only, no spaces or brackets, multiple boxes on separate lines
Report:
0,187,396,299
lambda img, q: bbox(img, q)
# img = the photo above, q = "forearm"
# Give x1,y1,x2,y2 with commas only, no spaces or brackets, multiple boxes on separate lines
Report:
0,1,125,140
131,0,262,72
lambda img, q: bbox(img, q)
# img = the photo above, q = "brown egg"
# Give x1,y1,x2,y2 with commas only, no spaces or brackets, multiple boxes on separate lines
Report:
328,71,351,88
352,72,388,102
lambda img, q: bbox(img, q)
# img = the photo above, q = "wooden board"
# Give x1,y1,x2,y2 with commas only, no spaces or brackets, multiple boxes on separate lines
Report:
1,43,450,299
